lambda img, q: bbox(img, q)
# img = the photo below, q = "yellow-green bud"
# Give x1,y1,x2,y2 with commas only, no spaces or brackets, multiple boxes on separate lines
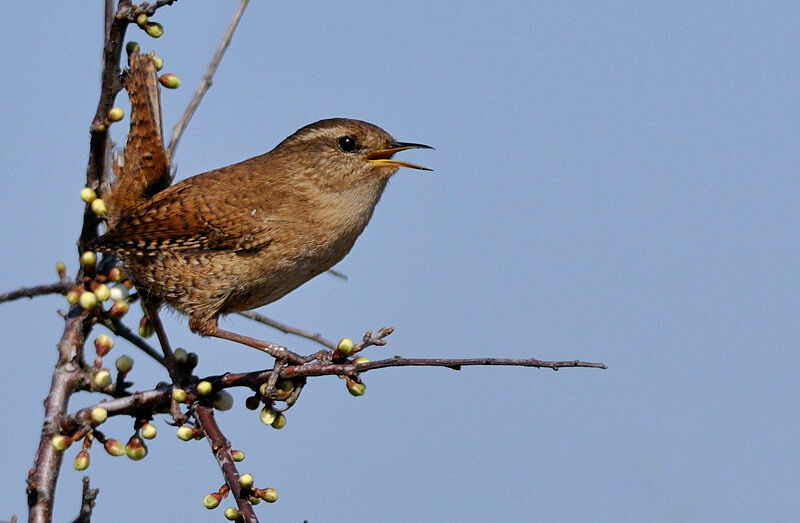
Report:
80,251,96,268
115,354,133,373
138,317,154,338
173,348,188,364
152,56,164,70
91,198,107,217
93,284,110,302
196,380,212,396
145,22,163,38
249,495,261,505
176,425,194,441
104,438,125,456
202,493,221,509
125,41,139,55
231,449,245,462
93,369,112,388
108,107,124,122
258,382,269,396
79,291,97,310
213,390,234,411
51,435,72,452
80,187,97,203
125,435,147,460
271,413,287,429
261,487,278,503
66,289,81,305
90,407,108,426
238,473,254,490
73,449,90,470
136,13,148,27
55,260,66,277
337,337,355,355
353,356,370,365
141,422,157,440
158,73,180,89
172,388,187,403
346,377,366,397
224,507,239,521
259,407,276,426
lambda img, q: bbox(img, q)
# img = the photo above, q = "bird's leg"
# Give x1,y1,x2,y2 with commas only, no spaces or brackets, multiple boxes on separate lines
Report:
209,327,306,365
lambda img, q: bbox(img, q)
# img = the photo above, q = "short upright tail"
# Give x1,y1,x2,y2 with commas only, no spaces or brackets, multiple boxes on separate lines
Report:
103,49,171,226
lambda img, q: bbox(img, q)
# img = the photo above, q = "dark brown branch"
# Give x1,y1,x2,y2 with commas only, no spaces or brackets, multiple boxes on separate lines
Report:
237,311,336,350
167,0,250,159
70,476,99,523
195,406,258,523
0,281,72,304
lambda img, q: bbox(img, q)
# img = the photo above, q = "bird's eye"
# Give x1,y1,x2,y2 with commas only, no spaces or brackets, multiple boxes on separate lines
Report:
338,135,356,153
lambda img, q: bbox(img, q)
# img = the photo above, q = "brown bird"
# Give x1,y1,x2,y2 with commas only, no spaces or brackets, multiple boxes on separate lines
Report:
90,118,431,350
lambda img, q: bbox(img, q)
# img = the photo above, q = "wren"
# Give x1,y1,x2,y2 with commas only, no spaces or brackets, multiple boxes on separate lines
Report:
90,118,431,347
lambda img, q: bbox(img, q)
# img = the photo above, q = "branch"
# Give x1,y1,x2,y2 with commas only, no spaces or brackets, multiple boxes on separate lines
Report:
237,311,337,350
195,406,258,522
70,476,99,523
100,316,165,366
167,0,250,159
28,309,91,523
0,280,71,304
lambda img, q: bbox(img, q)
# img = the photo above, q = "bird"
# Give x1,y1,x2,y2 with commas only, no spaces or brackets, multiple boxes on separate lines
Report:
89,118,432,350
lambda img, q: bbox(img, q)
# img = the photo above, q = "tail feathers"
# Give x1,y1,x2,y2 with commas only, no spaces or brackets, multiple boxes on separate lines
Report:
103,50,171,226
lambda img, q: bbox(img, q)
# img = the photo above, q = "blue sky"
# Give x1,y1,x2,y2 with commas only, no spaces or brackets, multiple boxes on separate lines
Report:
1,2,798,521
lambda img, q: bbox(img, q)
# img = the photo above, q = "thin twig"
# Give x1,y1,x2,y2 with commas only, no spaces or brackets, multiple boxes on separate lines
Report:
195,406,258,522
70,476,99,523
237,311,337,350
0,281,72,304
167,0,250,159
100,317,165,365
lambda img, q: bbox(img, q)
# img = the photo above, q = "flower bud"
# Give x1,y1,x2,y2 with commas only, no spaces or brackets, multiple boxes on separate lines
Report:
80,251,96,269
91,198,107,217
103,438,125,456
93,369,112,388
158,73,180,89
213,390,234,411
93,284,111,302
152,56,164,70
176,425,194,441
80,187,97,203
125,41,139,55
109,300,129,318
125,435,147,460
224,507,239,521
196,380,212,396
79,291,97,310
90,407,108,426
337,337,355,355
173,348,188,364
109,284,128,301
141,422,157,440
115,354,133,373
145,22,163,38
231,449,245,462
73,449,90,470
271,413,286,430
259,407,276,426
51,435,72,452
108,266,125,282
202,492,221,509
108,107,124,122
66,289,81,305
260,487,278,503
136,13,148,27
238,473,254,490
346,377,366,397
172,387,187,403
94,334,114,356
55,260,66,277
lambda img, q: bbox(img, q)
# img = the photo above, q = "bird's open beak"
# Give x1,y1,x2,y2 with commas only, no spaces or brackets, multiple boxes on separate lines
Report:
367,142,433,171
